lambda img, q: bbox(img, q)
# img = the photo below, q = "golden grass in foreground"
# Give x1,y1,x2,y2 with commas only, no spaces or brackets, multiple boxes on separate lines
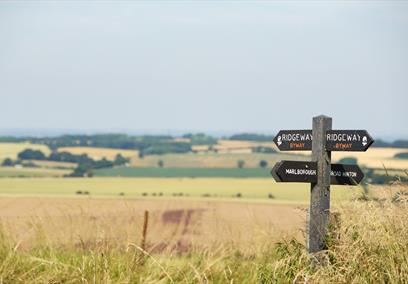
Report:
0,197,305,251
0,185,407,283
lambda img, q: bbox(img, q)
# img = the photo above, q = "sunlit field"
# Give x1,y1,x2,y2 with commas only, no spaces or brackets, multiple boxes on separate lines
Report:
0,167,70,177
58,146,138,160
0,143,51,161
0,177,357,202
332,147,408,169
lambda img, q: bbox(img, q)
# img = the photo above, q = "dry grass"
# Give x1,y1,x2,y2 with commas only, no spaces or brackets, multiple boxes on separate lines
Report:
0,185,407,282
0,197,305,252
58,147,138,160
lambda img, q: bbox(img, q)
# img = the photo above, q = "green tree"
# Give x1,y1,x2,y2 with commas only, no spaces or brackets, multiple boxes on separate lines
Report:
70,163,93,177
338,157,358,165
158,160,164,168
394,152,408,159
114,154,129,166
259,160,268,168
2,158,14,167
18,149,46,160
237,160,245,169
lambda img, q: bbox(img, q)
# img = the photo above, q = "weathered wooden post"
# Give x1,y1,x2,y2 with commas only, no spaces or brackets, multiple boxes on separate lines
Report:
308,115,332,253
271,115,373,254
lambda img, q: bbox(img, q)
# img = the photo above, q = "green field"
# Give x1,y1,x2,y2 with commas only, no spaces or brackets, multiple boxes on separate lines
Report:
0,167,70,177
94,167,273,177
130,152,307,168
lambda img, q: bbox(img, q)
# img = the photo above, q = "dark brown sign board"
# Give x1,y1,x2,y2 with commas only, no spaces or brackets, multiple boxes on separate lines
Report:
273,130,374,151
271,160,364,185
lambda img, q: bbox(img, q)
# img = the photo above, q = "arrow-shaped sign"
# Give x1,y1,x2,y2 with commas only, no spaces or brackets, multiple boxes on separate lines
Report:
271,160,364,185
273,130,312,151
273,130,374,152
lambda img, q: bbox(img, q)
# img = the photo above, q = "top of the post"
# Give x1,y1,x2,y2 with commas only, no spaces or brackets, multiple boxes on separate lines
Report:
313,115,332,120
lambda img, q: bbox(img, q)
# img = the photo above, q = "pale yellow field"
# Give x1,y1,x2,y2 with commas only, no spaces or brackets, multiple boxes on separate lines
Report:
193,140,278,153
332,147,408,169
173,137,191,143
0,142,51,161
58,146,138,160
28,160,77,169
0,167,70,177
283,147,408,170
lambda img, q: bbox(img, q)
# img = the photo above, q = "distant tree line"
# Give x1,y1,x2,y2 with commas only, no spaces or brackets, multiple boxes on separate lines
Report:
373,139,408,148
228,133,275,142
363,167,408,184
5,148,130,177
394,152,408,159
182,133,217,145
0,134,407,151
0,134,192,154
252,146,276,154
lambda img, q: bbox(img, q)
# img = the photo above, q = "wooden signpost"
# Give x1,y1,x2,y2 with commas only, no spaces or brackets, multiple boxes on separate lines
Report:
271,115,373,253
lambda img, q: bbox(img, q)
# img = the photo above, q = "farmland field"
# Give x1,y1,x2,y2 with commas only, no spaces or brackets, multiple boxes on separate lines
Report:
58,146,138,160
130,152,306,168
0,177,357,202
332,147,408,169
28,160,77,169
94,167,273,177
0,142,51,161
0,167,70,177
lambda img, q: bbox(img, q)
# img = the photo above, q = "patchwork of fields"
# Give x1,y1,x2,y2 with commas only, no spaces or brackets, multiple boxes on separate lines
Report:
0,141,407,181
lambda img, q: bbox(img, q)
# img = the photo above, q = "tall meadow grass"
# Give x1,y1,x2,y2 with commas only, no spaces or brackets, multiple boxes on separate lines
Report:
0,185,407,283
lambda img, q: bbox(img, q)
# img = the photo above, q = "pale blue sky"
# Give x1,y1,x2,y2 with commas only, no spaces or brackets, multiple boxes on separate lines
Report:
1,1,407,139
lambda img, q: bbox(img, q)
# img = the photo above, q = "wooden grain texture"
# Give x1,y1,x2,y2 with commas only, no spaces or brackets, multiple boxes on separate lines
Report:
308,115,332,253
